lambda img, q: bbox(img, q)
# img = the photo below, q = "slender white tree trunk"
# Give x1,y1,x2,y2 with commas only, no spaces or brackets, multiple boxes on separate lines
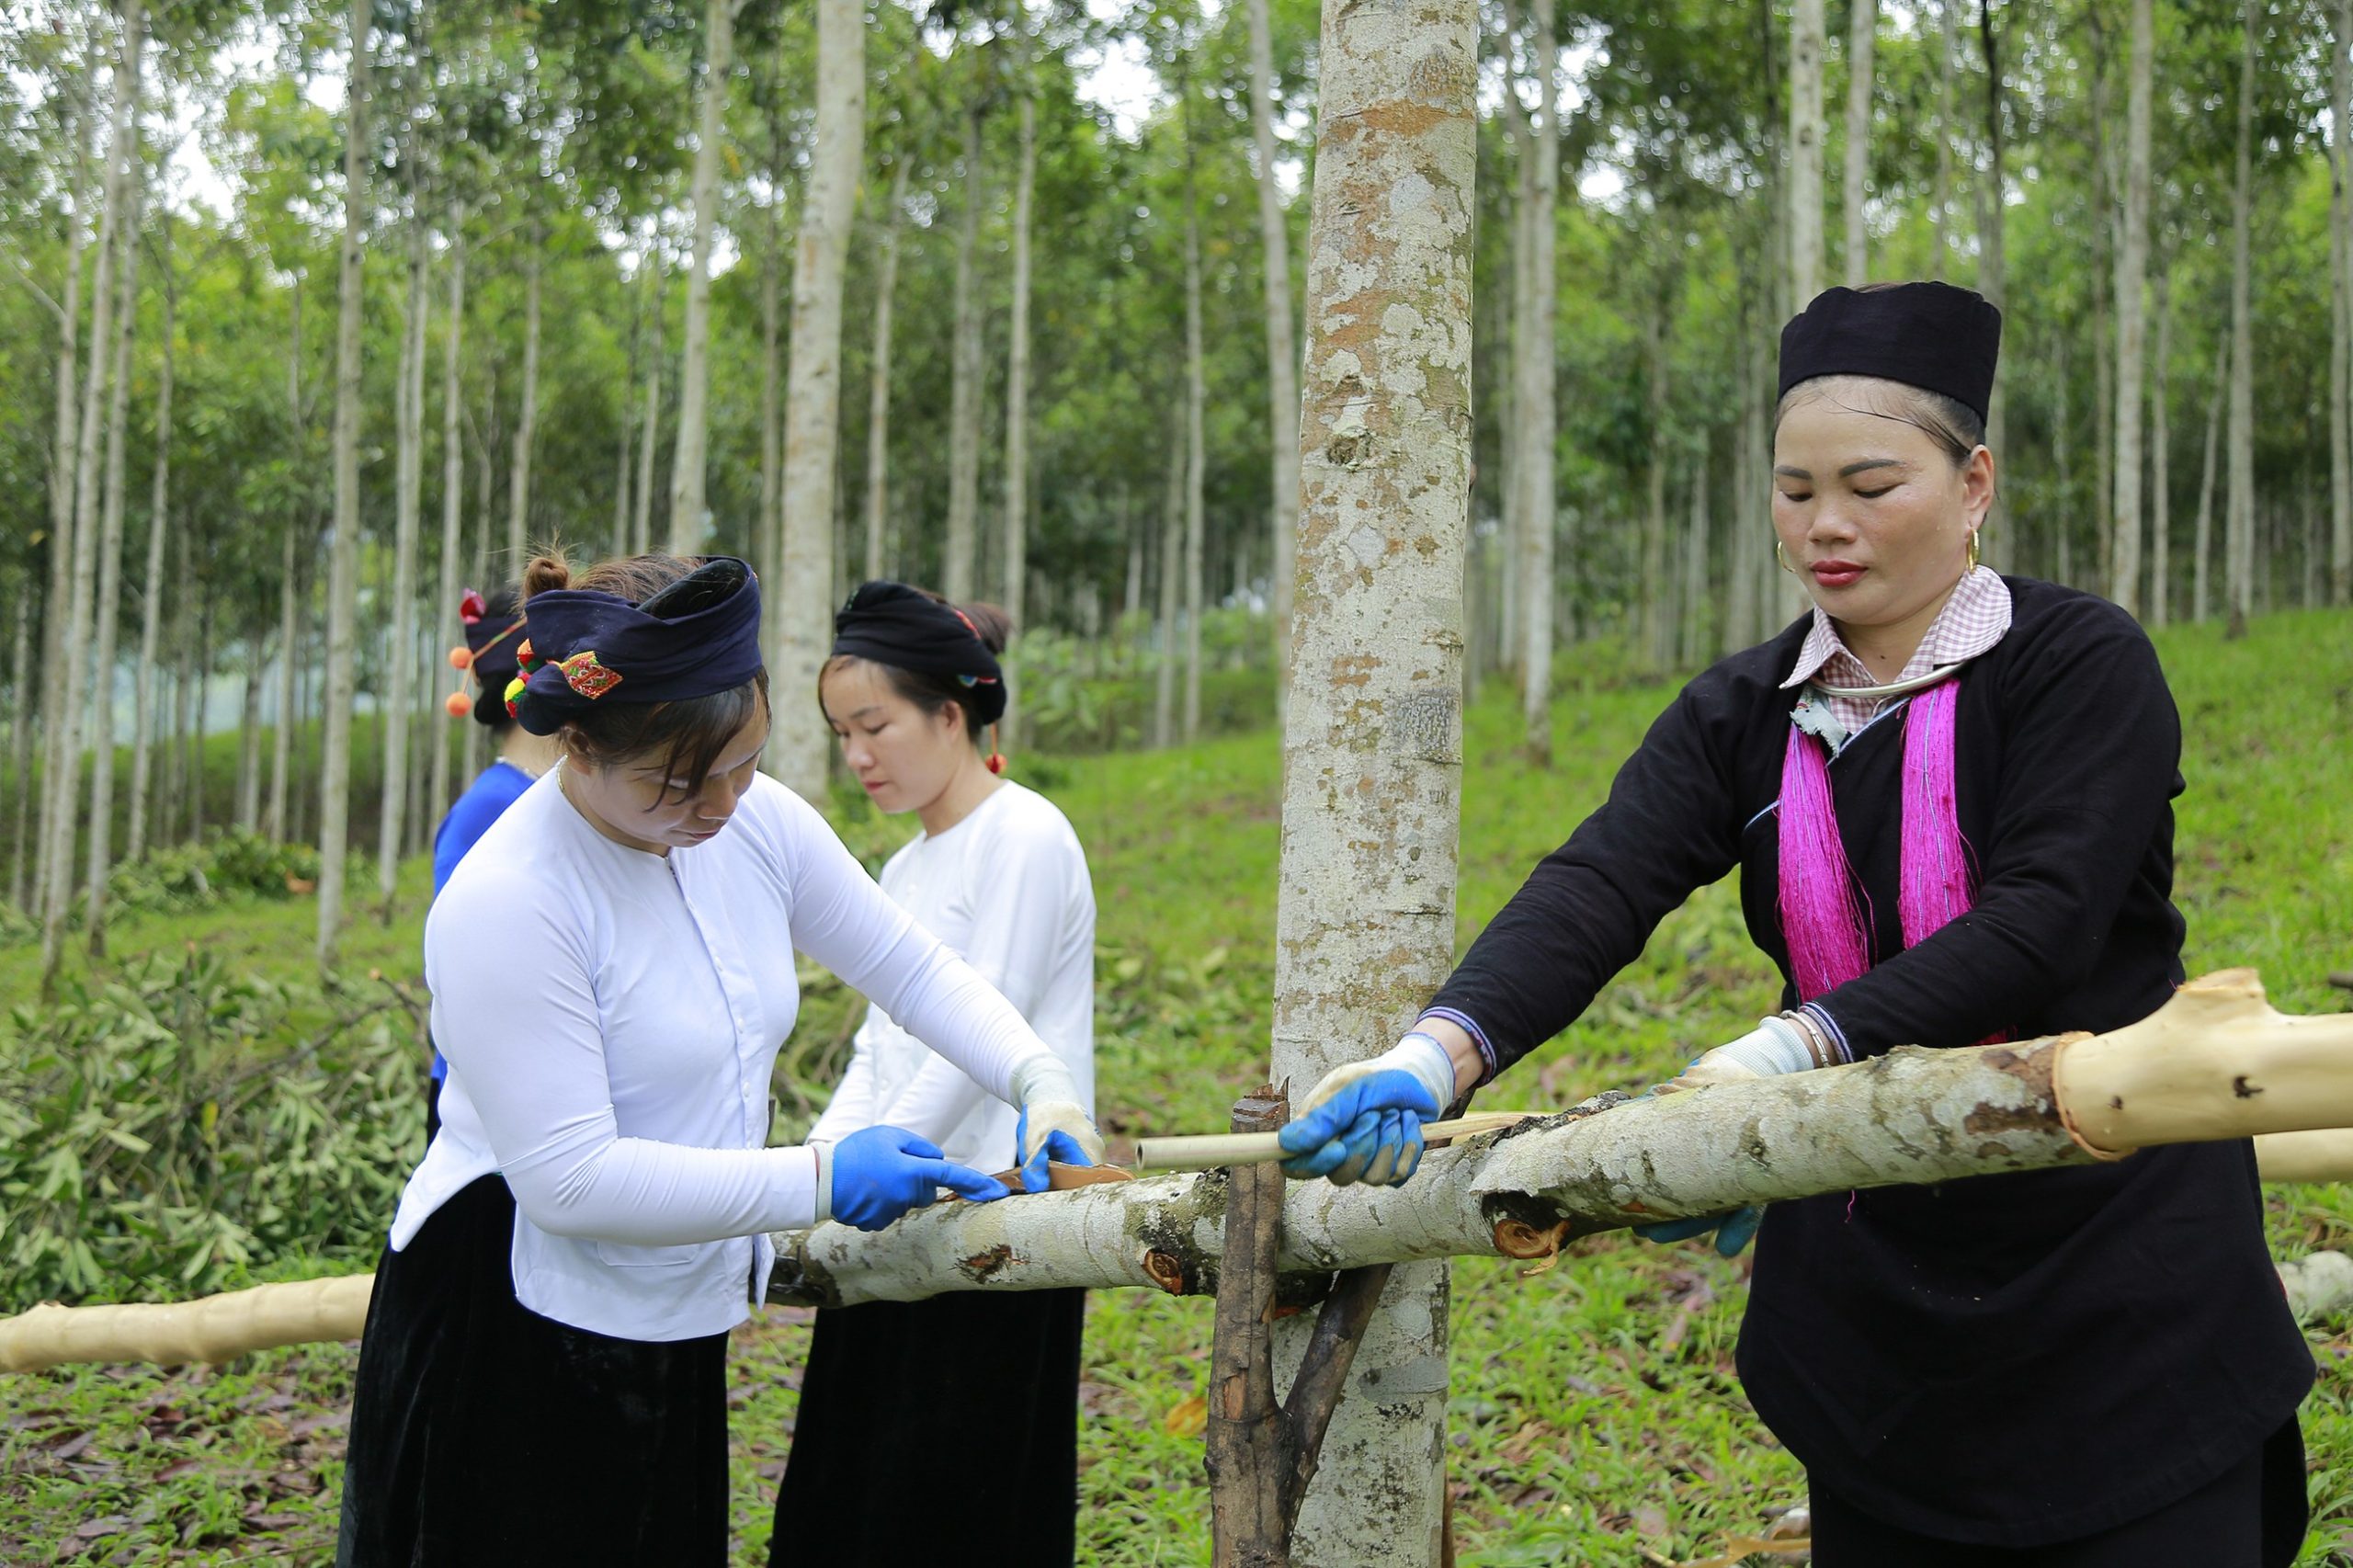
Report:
127,225,177,865
2149,267,2173,628
772,0,865,801
1787,0,1826,305
863,158,910,586
757,183,784,601
2194,325,2227,623
1154,434,1180,749
1514,1,1558,764
265,286,303,842
635,266,663,558
35,63,93,919
1679,437,1711,667
82,161,145,955
42,1,144,981
234,660,264,832
381,222,428,911
1181,112,1207,745
430,223,467,820
669,0,736,553
945,101,985,605
2109,0,2152,617
6,609,30,910
1276,0,1475,1551
1002,85,1038,756
1977,1,2008,567
2333,0,2353,605
1246,0,1302,710
1727,301,1762,653
2224,0,2256,640
508,234,541,570
316,0,371,968
1640,298,1671,671
1932,0,1957,275
1841,0,1874,287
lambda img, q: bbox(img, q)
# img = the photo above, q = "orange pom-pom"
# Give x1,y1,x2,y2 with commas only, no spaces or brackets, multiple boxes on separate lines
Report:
445,690,472,718
449,645,474,670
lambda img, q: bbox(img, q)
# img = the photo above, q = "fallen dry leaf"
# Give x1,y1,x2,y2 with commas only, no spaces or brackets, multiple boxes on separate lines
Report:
1163,1394,1208,1438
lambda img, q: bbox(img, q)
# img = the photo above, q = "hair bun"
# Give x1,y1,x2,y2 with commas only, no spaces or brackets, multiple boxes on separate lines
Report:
521,552,574,600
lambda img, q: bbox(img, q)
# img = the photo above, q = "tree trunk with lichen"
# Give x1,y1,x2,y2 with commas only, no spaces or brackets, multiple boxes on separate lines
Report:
1263,0,1480,1553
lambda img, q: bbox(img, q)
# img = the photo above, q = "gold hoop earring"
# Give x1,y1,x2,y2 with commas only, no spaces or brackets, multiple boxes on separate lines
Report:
1776,540,1796,574
1967,530,1983,572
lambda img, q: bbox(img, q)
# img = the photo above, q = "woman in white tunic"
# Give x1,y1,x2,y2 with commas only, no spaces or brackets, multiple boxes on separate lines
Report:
769,581,1097,1565
335,554,1102,1568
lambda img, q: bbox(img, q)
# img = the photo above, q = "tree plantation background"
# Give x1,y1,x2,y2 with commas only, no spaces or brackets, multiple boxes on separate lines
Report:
3,0,2352,1563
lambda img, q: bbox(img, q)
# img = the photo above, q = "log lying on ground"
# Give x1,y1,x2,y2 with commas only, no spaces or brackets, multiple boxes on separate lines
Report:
0,1274,371,1373
769,970,2353,1308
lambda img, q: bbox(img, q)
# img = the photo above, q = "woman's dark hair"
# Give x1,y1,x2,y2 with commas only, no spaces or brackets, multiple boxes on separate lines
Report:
521,550,770,803
821,592,1011,746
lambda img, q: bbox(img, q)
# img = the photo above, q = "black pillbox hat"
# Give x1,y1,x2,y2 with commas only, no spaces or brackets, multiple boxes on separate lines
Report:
1778,281,2003,423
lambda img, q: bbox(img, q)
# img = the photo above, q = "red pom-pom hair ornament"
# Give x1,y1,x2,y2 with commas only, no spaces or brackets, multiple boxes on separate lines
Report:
449,644,474,671
459,588,487,625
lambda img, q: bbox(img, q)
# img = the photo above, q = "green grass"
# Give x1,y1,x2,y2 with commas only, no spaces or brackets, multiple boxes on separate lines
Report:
4,606,2351,1565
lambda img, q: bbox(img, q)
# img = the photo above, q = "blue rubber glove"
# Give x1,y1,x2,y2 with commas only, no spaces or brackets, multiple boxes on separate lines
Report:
1634,1206,1764,1257
824,1125,1010,1232
1014,1104,1098,1194
1277,1033,1456,1187
1009,1057,1106,1194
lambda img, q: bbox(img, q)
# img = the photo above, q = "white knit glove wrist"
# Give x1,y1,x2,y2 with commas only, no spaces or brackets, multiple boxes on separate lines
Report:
810,1142,834,1226
1008,1055,1105,1166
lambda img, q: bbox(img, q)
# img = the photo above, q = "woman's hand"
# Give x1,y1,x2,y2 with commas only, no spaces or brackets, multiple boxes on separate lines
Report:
1653,1016,1820,1095
1277,1032,1457,1187
1009,1058,1107,1193
1635,1015,1824,1256
821,1125,1011,1232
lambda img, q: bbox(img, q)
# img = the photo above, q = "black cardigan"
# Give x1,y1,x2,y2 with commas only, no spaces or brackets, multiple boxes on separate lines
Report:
1430,577,2310,1545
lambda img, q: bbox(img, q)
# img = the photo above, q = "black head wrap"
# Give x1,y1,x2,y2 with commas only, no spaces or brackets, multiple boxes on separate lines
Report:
1778,282,2003,422
449,585,527,729
830,580,1007,729
507,557,764,737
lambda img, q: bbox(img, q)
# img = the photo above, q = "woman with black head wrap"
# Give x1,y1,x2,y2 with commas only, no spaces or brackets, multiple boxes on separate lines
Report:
767,581,1097,1566
337,552,1104,1568
1272,284,2310,1564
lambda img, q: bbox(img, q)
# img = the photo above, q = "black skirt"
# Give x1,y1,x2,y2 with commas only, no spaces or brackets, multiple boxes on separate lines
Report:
1807,1418,2309,1567
336,1176,731,1568
768,1288,1086,1565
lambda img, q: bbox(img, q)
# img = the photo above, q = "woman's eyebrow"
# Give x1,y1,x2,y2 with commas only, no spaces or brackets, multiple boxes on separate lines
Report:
1839,458,1904,477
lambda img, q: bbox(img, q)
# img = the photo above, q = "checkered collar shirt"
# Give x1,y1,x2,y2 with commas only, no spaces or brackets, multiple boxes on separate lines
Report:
1779,565,2013,745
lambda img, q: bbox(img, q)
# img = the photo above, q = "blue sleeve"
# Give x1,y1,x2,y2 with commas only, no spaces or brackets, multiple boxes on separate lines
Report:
433,768,529,895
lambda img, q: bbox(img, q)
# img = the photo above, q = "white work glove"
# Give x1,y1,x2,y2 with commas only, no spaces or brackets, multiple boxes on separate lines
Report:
1008,1055,1106,1192
1655,1016,1819,1095
1276,1031,1459,1187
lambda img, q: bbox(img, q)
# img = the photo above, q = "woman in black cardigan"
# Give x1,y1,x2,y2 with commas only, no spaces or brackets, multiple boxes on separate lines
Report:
1279,282,2312,1566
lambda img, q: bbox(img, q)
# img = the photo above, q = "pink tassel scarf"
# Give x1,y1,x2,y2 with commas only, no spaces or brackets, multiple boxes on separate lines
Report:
1777,676,1977,1003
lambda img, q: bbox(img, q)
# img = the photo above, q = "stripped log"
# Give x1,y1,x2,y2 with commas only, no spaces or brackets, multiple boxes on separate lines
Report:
2256,1129,2353,1183
0,1274,371,1373
768,971,2353,1308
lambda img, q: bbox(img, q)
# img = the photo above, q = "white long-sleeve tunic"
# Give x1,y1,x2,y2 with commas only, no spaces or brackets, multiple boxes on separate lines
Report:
808,781,1095,1168
391,767,1060,1342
